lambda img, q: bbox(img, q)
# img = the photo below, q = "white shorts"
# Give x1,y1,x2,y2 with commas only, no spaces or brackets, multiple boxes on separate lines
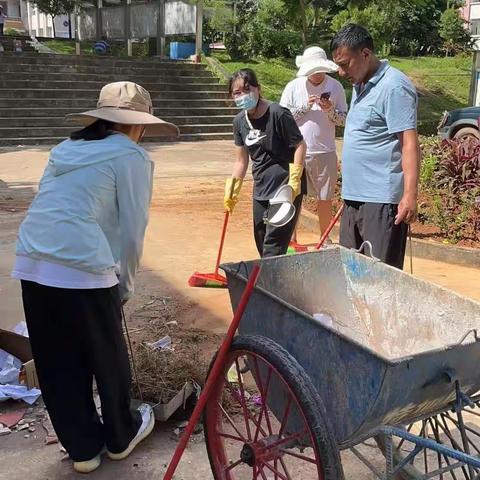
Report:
305,152,338,200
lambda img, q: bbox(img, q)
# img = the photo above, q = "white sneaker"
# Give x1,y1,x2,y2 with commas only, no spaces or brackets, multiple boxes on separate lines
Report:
107,404,155,461
73,454,102,474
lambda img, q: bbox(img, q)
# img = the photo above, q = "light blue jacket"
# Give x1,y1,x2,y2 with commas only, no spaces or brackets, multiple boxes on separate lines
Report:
16,133,154,301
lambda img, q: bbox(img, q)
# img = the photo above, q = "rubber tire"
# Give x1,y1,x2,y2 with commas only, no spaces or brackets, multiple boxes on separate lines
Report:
204,334,345,480
453,126,480,140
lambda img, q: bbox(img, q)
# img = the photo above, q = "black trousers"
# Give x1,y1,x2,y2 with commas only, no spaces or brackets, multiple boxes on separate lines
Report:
253,195,303,258
339,200,408,269
21,281,141,462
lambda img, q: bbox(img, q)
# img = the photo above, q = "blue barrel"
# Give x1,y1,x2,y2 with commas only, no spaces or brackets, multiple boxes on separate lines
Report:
169,42,195,60
169,41,211,59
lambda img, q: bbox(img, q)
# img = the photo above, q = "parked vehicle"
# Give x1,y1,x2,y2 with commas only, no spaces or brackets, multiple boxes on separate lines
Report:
438,106,480,140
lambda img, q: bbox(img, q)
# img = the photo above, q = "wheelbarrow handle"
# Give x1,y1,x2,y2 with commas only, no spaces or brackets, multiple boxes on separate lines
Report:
353,241,381,262
457,329,479,345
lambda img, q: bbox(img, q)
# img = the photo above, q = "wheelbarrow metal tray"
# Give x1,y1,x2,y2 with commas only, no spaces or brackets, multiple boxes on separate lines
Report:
221,246,480,446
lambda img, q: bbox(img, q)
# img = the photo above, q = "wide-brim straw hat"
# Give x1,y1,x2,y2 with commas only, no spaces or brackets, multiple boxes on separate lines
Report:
66,81,179,138
296,46,338,77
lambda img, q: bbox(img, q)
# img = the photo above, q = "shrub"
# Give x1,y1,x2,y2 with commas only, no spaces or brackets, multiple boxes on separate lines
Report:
439,8,472,56
225,18,302,59
435,138,480,193
420,139,441,189
419,136,480,243
4,28,22,36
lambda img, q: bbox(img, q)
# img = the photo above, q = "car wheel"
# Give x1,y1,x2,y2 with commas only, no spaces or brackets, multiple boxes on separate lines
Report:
453,126,480,140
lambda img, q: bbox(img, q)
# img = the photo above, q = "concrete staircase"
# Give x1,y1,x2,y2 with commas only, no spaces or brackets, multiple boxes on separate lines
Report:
0,52,237,146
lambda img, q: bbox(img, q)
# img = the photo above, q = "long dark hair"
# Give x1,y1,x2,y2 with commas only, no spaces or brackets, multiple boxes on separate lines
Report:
70,119,115,141
228,68,260,95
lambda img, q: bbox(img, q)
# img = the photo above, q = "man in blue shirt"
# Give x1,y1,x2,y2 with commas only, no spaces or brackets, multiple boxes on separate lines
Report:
331,24,420,269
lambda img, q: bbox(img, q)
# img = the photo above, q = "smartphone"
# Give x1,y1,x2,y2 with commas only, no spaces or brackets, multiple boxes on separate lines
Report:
320,92,331,100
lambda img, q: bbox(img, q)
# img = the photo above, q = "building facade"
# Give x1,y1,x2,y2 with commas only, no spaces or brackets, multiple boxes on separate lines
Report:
1,0,71,37
21,1,71,38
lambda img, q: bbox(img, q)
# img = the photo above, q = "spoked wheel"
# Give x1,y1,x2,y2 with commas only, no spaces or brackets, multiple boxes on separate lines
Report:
375,402,480,479
204,335,344,480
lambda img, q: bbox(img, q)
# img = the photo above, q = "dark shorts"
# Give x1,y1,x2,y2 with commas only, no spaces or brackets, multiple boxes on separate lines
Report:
339,200,408,269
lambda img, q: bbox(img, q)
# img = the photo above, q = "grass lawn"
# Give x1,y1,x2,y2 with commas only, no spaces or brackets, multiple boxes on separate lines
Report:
213,52,473,135
43,39,149,57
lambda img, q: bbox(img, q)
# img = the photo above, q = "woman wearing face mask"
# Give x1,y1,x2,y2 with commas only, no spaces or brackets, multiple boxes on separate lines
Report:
225,68,307,258
11,82,179,474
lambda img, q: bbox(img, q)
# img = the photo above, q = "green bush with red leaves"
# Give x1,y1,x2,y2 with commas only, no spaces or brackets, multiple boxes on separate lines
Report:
419,137,480,244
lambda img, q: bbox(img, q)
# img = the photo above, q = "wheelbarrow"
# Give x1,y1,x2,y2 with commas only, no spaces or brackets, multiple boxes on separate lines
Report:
203,245,480,479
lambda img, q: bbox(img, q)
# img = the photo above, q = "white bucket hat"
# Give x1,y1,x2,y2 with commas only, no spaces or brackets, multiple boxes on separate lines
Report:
296,46,338,77
265,185,296,228
66,81,179,137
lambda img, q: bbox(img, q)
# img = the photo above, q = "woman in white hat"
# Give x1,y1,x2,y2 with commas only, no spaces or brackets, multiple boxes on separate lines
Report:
281,46,347,246
224,68,306,258
12,82,178,473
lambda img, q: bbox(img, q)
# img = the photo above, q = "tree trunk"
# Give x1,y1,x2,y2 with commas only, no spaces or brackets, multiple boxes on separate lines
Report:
68,13,72,39
299,0,307,48
313,7,319,28
52,15,56,38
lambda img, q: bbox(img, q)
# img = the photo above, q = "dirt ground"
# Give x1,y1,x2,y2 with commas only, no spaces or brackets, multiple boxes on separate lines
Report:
0,141,479,479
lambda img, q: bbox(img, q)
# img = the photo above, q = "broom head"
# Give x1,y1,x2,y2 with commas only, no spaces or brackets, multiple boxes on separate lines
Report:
188,271,228,288
287,241,309,255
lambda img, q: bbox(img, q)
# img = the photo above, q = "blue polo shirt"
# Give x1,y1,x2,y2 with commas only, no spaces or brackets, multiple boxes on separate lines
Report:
341,61,418,204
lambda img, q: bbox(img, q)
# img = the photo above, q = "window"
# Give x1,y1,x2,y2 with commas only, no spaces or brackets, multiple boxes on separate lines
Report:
472,19,480,36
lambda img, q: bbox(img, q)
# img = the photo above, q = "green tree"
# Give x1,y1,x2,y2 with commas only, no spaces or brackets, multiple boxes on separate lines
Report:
331,3,402,52
33,0,80,37
330,0,467,56
439,8,471,56
204,0,234,44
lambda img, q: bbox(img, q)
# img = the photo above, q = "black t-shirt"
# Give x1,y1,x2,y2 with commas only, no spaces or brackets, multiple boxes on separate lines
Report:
233,103,305,201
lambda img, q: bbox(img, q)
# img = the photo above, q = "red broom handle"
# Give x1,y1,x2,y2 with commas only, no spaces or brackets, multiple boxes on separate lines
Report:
214,211,230,276
163,264,261,480
315,203,345,250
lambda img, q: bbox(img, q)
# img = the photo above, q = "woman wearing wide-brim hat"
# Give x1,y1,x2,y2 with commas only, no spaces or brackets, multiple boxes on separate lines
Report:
12,82,178,474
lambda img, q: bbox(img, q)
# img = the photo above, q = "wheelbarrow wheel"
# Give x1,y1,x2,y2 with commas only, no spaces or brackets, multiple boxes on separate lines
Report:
204,334,344,480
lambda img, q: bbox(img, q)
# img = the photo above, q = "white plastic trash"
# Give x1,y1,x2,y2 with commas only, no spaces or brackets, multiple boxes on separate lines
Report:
313,312,334,328
265,185,296,227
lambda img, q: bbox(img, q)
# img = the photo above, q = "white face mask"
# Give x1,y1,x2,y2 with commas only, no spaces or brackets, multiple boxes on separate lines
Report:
234,91,258,111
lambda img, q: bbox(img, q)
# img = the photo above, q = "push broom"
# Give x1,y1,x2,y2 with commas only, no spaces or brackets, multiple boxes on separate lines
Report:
315,203,345,250
188,210,230,288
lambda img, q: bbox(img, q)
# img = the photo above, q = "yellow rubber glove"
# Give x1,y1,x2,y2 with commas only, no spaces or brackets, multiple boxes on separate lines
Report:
224,177,243,213
288,163,304,199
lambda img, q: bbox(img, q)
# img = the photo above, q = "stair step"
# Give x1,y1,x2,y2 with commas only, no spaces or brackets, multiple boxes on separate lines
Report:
0,53,208,69
0,64,214,77
0,124,233,138
0,116,235,127
0,80,224,91
0,72,219,82
0,98,234,108
0,106,239,117
0,89,229,99
0,132,233,146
